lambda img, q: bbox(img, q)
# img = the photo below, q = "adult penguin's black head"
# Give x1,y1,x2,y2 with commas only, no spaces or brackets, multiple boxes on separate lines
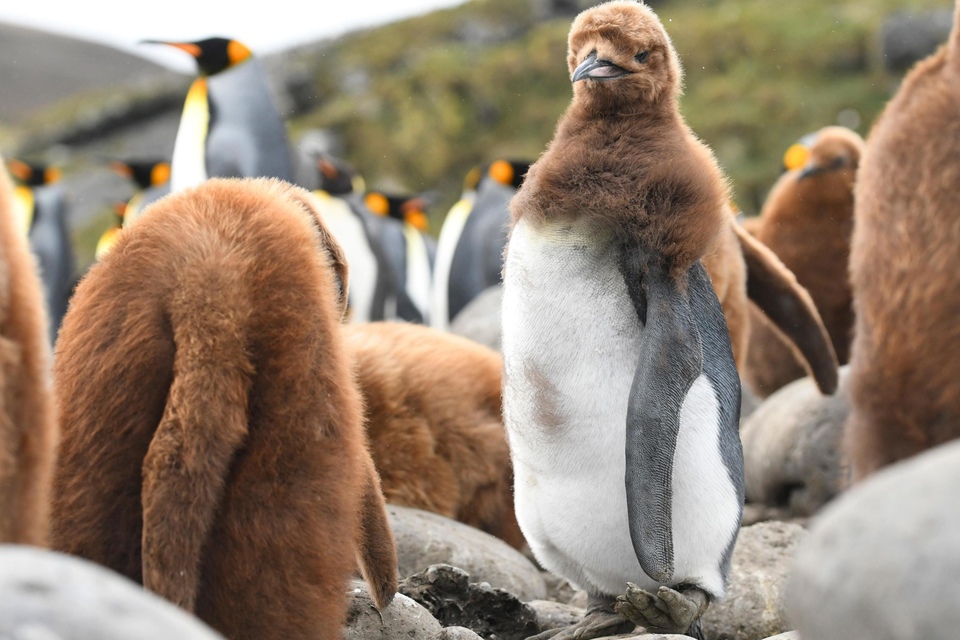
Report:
110,160,171,191
483,159,532,190
142,37,253,76
6,159,60,187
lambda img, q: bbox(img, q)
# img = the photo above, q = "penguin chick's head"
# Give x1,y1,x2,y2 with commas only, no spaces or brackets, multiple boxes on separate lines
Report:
146,37,252,76
568,1,682,112
791,126,864,200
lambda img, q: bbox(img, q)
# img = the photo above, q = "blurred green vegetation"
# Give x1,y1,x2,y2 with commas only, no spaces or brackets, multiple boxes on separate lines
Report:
289,0,948,222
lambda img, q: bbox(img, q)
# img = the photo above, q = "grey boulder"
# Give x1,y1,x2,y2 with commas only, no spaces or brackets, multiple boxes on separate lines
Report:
450,285,502,352
399,564,539,640
741,368,850,517
344,580,442,640
788,439,960,640
388,504,546,601
702,522,807,640
0,545,223,639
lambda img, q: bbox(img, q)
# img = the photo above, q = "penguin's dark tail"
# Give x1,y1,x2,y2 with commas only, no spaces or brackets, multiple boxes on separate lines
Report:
139,261,254,613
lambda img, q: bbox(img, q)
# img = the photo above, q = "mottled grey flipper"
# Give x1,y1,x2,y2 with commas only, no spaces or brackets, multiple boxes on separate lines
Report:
621,256,742,583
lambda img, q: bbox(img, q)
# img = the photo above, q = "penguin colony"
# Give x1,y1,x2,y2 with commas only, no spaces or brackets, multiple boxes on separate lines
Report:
743,127,864,398
503,3,744,637
50,179,397,640
845,4,960,482
4,3,960,638
0,157,57,546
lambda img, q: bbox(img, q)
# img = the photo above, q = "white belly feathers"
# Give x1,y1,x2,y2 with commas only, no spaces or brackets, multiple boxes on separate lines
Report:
502,216,737,598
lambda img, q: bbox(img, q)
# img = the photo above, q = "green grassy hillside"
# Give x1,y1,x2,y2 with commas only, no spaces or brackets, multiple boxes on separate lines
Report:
289,0,949,221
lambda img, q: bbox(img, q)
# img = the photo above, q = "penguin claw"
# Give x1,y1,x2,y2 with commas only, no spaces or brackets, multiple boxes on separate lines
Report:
614,584,709,635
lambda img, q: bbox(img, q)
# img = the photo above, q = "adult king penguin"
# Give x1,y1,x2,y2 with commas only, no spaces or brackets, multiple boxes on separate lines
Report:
310,154,398,322
364,191,437,323
431,160,529,330
144,38,294,191
108,158,171,225
6,159,75,344
502,3,743,639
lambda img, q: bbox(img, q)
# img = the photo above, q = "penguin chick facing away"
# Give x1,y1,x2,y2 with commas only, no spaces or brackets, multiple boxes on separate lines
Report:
50,178,397,640
503,3,743,638
0,157,57,546
743,127,863,398
342,322,524,549
846,2,960,482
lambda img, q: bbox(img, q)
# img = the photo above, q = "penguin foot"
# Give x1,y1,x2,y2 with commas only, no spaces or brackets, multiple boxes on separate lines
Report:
614,583,709,637
527,596,635,640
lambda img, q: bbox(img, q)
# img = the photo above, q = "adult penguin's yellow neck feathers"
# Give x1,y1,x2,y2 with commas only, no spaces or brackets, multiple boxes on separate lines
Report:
170,77,210,192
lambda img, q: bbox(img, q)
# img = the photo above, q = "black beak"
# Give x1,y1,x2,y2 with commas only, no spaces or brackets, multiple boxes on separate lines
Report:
798,156,848,181
572,52,629,82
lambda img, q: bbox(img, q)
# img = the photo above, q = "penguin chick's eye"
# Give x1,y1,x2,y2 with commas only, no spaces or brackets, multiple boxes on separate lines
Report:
635,51,650,63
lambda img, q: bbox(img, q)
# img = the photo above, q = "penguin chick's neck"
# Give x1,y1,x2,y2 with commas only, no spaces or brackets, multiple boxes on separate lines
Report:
512,100,726,273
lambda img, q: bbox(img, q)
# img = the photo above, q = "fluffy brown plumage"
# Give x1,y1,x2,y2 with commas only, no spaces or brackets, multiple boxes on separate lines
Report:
845,5,960,481
0,156,57,546
50,178,397,640
513,1,836,394
744,127,863,397
343,321,523,548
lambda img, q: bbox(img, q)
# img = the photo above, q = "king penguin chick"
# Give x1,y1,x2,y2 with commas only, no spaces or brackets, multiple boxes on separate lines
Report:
6,158,75,344
364,191,437,323
845,1,960,481
502,4,743,638
431,159,530,331
144,37,294,191
50,178,397,640
0,156,57,546
108,158,171,225
310,154,399,322
343,321,523,548
743,127,863,398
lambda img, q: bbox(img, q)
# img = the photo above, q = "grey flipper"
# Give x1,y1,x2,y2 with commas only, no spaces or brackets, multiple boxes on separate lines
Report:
28,185,74,343
621,256,742,583
205,59,294,183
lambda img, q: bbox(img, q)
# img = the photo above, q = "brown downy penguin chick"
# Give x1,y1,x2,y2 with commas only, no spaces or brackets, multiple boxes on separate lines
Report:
503,3,744,639
342,322,524,549
743,127,864,397
50,178,397,640
846,3,960,482
0,157,57,546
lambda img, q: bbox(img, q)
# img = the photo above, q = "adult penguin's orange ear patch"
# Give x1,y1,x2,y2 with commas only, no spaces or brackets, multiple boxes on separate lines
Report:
783,143,811,172
734,224,839,395
286,188,350,319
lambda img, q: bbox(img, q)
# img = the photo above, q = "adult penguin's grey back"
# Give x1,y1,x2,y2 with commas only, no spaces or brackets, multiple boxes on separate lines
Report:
206,59,294,183
29,185,73,343
446,177,513,323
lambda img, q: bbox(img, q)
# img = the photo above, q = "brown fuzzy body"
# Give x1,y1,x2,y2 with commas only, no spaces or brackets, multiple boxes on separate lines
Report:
50,178,397,640
0,158,56,546
343,322,523,548
745,127,863,397
846,15,960,481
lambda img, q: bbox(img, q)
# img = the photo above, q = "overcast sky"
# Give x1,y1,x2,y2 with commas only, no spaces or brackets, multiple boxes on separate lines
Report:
0,0,468,71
